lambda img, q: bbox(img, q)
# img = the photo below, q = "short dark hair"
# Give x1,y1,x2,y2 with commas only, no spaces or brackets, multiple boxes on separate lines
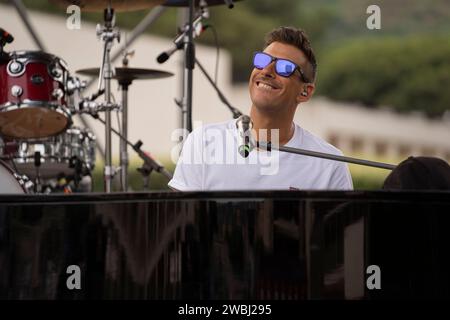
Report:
382,156,450,190
264,26,317,83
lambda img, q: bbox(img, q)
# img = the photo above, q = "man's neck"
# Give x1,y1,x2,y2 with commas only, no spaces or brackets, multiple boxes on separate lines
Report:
250,106,295,146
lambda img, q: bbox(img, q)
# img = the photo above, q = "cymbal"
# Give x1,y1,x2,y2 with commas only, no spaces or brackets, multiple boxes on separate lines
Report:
49,0,164,12
76,67,173,83
163,0,242,7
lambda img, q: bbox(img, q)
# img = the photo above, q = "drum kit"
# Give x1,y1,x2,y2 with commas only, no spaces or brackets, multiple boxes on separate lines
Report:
0,0,240,194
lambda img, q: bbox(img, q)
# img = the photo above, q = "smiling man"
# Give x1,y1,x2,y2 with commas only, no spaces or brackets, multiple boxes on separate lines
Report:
168,26,353,191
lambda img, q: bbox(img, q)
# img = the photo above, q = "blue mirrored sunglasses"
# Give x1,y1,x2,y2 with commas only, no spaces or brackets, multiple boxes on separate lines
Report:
253,51,309,82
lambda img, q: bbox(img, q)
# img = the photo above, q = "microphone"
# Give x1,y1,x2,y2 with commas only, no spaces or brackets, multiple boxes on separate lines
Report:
0,28,14,45
156,17,209,64
236,115,254,158
157,45,182,64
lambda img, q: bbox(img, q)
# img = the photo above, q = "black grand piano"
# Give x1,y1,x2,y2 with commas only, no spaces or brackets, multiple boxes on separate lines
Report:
0,190,449,299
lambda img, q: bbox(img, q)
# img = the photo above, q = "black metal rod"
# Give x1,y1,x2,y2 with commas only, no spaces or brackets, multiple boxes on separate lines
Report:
258,141,397,170
184,0,195,132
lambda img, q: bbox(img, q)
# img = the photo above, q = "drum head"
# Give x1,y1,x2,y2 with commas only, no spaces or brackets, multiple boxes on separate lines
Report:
0,106,70,139
0,160,26,194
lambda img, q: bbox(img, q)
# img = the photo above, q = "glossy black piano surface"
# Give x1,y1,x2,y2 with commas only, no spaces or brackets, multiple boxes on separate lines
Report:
0,191,449,299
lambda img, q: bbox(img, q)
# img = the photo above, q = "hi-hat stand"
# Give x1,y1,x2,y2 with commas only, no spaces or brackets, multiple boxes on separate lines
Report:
119,51,133,192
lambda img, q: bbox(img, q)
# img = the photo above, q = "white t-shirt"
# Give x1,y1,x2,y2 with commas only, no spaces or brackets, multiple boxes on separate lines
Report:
168,119,353,191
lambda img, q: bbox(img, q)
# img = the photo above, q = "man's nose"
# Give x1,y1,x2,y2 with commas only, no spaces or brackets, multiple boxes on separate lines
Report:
262,61,276,78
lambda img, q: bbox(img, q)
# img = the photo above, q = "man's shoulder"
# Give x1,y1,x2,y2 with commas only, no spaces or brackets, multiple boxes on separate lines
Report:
299,126,344,156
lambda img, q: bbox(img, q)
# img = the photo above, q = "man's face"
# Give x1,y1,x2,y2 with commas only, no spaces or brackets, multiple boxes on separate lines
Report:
249,41,310,113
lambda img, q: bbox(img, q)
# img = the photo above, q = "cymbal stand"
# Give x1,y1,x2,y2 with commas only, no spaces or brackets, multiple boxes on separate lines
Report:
96,6,120,192
119,51,134,191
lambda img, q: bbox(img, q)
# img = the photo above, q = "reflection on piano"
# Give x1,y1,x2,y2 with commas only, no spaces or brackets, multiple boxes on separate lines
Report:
0,191,449,299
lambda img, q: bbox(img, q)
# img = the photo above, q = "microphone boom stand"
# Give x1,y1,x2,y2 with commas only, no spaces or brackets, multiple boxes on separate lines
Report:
257,141,397,170
182,0,195,133
183,0,195,132
89,114,173,189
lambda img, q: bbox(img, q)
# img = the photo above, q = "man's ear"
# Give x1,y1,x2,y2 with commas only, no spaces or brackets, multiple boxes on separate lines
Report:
297,83,315,103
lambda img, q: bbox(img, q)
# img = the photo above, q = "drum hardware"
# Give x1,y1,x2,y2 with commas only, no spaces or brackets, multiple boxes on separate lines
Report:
7,60,25,76
76,65,173,191
76,67,174,81
89,113,172,190
52,3,169,169
69,0,173,192
0,159,32,194
0,50,72,139
4,126,97,193
119,53,131,192
132,140,172,191
136,163,152,191
49,0,165,12
94,5,121,193
10,85,23,97
76,100,121,115
0,27,14,47
0,27,14,62
18,172,34,193
66,76,87,95
1,1,243,194
33,150,43,193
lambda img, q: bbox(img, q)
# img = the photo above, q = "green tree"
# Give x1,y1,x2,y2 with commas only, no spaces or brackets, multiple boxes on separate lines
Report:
317,36,450,117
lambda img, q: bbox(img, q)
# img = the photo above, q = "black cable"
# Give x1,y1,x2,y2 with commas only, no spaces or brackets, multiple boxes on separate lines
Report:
195,58,242,119
205,24,220,85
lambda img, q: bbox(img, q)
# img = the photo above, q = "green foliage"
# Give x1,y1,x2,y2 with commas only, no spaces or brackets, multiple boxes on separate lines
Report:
317,36,450,117
352,175,384,190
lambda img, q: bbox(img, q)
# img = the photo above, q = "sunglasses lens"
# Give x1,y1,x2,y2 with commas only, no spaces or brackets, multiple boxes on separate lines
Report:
276,59,296,77
253,53,272,69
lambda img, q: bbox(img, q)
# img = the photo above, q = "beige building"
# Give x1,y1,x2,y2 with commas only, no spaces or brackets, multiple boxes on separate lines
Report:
296,97,450,162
